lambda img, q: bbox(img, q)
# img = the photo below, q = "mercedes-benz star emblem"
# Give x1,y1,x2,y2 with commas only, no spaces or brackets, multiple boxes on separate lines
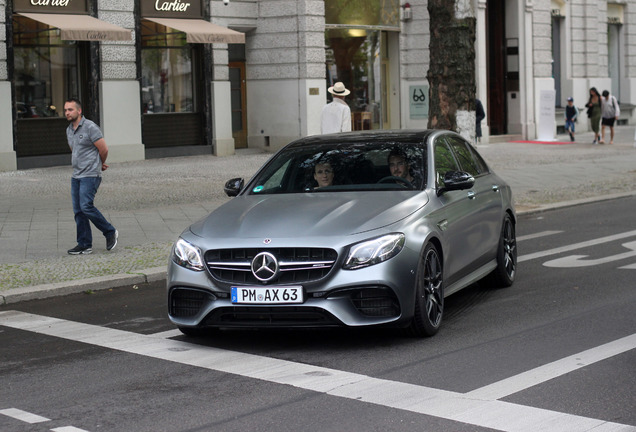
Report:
251,252,279,282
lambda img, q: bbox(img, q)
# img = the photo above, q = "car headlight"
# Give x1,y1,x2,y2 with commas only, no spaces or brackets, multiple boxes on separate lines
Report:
172,238,204,271
343,233,405,270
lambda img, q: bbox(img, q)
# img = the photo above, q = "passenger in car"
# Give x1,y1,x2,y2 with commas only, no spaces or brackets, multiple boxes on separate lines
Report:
313,161,335,188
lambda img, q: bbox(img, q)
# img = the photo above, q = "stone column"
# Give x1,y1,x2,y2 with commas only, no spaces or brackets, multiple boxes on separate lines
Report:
0,0,17,171
98,1,144,163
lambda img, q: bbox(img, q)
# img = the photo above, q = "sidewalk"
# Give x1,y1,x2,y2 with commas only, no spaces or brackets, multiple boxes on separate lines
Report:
1,127,635,304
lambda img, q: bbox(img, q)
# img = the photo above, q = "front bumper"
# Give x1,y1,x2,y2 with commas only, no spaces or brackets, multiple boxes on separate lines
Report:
167,247,420,330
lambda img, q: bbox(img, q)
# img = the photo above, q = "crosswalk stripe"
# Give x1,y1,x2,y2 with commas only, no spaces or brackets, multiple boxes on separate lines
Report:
0,408,49,423
2,310,634,431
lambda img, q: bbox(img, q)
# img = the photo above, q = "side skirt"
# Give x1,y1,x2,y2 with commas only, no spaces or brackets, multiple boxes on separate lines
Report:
444,260,497,297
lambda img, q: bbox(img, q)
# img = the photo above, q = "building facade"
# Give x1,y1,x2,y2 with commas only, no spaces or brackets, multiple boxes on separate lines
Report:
1,0,634,171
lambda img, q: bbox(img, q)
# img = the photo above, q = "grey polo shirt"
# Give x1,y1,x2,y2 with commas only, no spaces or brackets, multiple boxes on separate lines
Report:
67,117,104,178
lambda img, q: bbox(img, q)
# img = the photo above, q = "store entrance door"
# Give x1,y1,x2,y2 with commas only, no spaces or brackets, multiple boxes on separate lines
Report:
229,62,247,149
486,0,507,135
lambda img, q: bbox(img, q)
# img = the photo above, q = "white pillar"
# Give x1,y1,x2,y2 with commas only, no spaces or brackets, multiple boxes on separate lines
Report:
0,82,17,171
521,0,536,140
99,81,145,163
211,80,235,156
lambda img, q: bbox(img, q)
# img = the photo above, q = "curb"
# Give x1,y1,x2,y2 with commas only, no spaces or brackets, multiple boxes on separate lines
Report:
1,192,635,305
0,267,166,305
514,190,636,216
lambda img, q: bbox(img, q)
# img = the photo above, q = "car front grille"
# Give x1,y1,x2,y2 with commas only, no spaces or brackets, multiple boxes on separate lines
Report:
169,288,215,318
205,248,338,285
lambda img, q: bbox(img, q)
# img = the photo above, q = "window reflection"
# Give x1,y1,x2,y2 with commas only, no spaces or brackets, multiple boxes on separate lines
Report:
141,21,194,114
326,29,386,130
13,16,78,119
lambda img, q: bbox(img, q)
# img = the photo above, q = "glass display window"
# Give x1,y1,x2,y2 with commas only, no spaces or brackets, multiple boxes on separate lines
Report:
141,20,195,114
12,15,81,119
326,28,388,130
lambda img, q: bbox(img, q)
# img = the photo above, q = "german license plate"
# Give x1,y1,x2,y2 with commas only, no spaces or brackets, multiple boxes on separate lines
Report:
231,286,303,304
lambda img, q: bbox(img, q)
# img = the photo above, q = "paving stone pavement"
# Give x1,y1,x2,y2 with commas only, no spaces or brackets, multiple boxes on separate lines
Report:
1,128,635,303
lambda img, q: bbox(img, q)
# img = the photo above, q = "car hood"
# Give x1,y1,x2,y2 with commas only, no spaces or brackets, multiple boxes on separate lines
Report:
189,192,429,239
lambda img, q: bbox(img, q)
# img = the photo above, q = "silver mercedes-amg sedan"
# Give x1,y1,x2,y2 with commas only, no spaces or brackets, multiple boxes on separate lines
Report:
168,130,517,337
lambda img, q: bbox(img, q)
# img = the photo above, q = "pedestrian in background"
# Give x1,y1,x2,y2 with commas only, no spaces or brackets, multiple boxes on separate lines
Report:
321,82,352,134
600,90,620,145
64,98,118,255
586,87,603,144
564,97,579,142
475,98,485,143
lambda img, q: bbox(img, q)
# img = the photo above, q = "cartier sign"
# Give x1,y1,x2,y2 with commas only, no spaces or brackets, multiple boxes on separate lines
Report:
141,0,203,19
14,0,87,14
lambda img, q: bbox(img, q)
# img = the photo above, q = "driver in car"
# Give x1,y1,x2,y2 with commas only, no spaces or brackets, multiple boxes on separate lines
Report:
388,151,414,184
387,148,422,188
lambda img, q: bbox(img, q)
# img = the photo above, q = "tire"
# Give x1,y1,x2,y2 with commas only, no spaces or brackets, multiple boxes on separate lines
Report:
409,243,444,337
488,213,517,288
178,326,217,337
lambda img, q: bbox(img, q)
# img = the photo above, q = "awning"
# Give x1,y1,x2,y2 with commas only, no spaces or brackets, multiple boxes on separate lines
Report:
18,13,132,41
145,18,245,44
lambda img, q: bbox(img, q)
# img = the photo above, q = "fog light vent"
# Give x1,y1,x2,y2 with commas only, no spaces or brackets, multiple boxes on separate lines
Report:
351,287,400,318
170,288,214,318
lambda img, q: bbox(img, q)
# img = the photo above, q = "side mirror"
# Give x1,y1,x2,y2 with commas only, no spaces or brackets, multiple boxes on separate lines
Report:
224,178,244,197
437,171,475,196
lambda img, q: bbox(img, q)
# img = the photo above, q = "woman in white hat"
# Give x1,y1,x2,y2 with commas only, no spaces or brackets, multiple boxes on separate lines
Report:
321,82,352,134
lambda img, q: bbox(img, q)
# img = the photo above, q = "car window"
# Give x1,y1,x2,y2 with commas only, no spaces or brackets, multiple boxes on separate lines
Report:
434,139,460,188
246,141,426,194
261,159,291,190
444,136,488,176
467,144,490,174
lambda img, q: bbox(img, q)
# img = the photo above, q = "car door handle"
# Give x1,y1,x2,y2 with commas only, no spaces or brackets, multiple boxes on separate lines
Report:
467,191,476,200
492,185,500,193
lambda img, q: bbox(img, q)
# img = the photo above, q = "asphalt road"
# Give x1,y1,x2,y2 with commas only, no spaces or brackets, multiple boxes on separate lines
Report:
1,197,635,432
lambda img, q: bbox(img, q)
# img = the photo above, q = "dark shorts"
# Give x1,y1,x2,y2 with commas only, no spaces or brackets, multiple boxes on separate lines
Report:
602,117,616,127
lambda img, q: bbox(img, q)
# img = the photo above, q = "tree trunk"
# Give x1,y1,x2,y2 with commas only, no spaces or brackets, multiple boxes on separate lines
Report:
427,0,476,138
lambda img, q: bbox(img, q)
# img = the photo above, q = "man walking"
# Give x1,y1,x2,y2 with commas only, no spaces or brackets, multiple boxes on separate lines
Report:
321,82,352,134
600,90,620,145
64,98,118,255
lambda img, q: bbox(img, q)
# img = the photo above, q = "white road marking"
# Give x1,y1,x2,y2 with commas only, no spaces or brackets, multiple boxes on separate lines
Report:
51,427,91,432
465,333,636,400
517,230,563,242
150,329,182,339
0,408,49,423
543,241,636,268
519,229,636,262
1,311,634,432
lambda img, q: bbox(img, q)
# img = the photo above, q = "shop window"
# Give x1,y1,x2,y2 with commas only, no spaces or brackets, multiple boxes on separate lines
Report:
325,0,400,27
13,16,85,158
13,16,81,120
141,20,203,149
141,21,195,114
324,1,399,131
326,29,385,130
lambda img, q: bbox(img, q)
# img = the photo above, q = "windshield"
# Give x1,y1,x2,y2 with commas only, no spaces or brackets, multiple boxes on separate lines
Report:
247,141,426,195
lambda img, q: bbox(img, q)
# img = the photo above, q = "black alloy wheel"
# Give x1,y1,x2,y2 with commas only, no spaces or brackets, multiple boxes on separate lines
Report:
409,243,444,337
489,213,517,287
